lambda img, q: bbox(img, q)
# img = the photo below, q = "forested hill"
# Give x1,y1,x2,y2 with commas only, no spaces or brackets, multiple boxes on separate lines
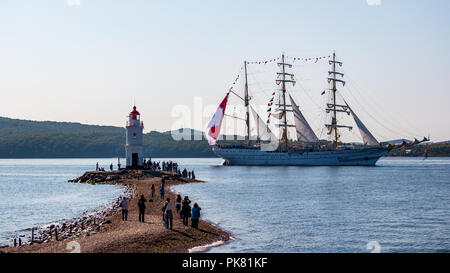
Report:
0,117,449,158
0,117,214,158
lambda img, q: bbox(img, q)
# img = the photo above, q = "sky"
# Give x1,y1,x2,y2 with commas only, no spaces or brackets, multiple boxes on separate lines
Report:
0,0,449,141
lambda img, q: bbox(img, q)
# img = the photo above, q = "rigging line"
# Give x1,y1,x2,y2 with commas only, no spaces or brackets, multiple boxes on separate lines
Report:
310,111,326,136
338,90,414,140
344,80,422,138
341,81,421,138
343,86,412,138
338,89,407,139
289,90,323,132
248,70,272,96
342,70,424,136
292,81,324,111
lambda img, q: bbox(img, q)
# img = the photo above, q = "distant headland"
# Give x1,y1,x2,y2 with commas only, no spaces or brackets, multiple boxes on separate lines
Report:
0,116,449,158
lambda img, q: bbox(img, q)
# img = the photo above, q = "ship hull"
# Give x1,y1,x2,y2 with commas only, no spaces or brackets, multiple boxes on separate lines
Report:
212,146,389,166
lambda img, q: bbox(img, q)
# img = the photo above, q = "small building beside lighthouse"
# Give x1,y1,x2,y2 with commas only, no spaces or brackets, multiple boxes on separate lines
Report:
125,106,144,168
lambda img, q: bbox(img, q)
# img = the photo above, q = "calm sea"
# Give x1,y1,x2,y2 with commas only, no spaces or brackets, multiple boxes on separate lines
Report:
0,159,124,246
1,157,449,252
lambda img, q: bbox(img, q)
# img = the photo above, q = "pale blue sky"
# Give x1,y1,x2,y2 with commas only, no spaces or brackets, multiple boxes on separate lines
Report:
0,0,449,141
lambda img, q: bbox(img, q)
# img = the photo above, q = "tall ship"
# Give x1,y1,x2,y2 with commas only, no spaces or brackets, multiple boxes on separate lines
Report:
205,53,428,166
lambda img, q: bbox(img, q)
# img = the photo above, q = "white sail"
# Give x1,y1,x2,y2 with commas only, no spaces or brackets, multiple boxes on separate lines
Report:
250,106,277,142
271,111,284,120
289,95,319,143
345,102,379,146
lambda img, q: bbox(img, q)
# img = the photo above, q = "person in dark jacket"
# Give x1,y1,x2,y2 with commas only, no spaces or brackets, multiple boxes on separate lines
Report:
176,194,182,213
191,203,201,229
181,196,191,226
138,195,147,222
160,186,165,201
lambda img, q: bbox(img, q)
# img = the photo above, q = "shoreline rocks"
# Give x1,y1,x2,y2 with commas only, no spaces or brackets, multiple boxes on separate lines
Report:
5,169,216,252
7,184,134,247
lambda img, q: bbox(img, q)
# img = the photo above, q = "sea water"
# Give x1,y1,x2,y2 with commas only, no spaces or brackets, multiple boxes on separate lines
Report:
172,157,450,253
0,159,124,246
1,157,449,252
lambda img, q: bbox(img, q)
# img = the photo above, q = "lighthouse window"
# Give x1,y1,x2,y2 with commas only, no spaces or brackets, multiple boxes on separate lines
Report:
133,133,136,138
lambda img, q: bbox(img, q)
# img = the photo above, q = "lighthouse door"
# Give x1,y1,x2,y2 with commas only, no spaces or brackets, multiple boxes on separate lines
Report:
132,153,138,167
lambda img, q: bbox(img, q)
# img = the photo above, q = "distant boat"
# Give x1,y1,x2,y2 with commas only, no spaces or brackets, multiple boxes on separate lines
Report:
206,53,429,166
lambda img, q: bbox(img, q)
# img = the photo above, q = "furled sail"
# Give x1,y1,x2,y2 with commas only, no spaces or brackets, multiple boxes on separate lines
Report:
250,106,277,142
289,95,319,143
271,111,284,120
345,101,379,146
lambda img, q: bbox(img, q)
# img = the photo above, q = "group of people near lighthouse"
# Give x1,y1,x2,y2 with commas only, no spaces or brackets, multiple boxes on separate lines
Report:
144,160,196,179
119,176,202,230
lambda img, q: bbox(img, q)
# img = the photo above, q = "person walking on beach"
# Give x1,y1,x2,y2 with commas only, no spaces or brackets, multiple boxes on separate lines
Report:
151,184,155,198
161,200,168,228
160,186,165,201
138,195,147,222
191,203,201,229
120,197,129,221
164,198,174,230
176,194,182,214
96,162,99,171
181,196,191,226
161,176,166,188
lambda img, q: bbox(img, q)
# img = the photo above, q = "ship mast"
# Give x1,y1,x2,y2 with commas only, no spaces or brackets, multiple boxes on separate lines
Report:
326,52,351,148
331,53,338,148
276,53,296,152
281,54,289,151
244,60,251,146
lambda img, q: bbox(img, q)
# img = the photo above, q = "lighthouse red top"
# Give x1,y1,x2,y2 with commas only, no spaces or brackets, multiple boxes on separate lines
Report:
130,106,140,120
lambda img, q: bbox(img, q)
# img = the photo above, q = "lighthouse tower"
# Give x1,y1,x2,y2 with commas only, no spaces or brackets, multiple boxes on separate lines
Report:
125,106,144,168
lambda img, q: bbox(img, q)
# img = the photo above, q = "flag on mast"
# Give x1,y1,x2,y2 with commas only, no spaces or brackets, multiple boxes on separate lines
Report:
206,93,229,145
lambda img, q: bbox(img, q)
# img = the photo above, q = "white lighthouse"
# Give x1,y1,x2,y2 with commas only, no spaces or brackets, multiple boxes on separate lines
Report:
125,106,144,168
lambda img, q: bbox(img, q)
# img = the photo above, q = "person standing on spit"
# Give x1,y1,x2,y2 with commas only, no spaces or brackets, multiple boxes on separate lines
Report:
191,203,201,229
160,186,165,201
176,194,182,214
181,196,191,226
120,197,129,221
138,195,147,222
164,198,174,230
162,200,168,227
161,176,166,188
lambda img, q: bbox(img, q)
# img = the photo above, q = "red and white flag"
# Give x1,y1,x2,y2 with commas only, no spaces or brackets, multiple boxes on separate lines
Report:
206,93,229,145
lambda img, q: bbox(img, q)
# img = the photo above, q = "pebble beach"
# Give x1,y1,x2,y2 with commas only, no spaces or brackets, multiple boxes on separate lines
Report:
2,169,231,253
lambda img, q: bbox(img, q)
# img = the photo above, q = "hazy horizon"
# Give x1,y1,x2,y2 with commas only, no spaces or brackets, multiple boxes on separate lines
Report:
1,0,449,141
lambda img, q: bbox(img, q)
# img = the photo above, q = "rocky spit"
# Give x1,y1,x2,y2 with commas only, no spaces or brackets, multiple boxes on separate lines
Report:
2,169,231,253
1,172,134,248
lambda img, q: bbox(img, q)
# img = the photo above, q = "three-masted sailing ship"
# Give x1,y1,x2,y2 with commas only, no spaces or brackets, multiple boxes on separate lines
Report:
206,53,428,166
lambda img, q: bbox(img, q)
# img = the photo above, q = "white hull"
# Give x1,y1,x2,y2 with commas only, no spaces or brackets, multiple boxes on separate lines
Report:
212,146,389,166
